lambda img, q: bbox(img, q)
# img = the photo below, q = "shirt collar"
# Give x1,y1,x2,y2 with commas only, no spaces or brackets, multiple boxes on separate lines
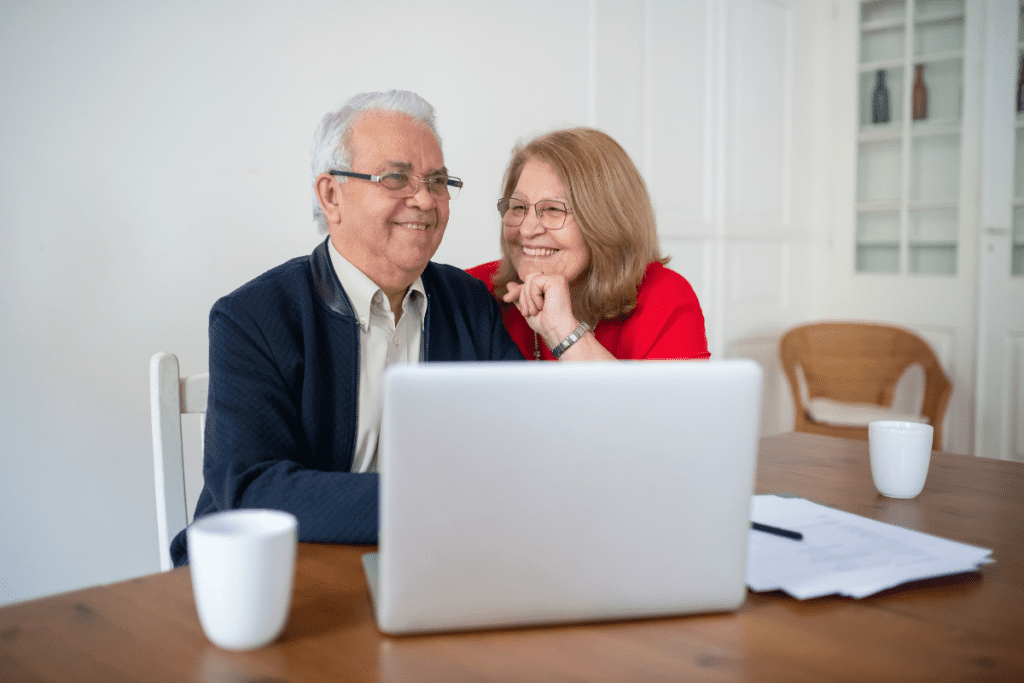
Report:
327,239,427,332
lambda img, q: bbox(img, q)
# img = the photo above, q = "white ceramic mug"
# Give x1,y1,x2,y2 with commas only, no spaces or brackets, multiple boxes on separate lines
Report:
868,421,934,499
187,509,298,650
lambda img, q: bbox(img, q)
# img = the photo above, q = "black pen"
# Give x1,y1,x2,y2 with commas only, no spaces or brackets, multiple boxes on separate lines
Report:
751,521,803,541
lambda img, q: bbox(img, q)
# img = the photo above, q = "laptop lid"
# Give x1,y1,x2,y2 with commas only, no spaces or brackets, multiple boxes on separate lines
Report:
366,359,763,635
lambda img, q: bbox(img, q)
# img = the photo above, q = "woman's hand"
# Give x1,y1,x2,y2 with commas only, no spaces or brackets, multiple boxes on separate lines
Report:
503,273,616,361
503,272,578,350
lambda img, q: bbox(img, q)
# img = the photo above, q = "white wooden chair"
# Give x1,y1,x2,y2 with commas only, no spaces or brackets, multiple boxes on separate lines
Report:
149,352,208,571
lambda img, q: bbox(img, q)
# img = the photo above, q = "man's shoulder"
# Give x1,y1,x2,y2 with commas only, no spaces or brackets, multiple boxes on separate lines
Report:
236,254,310,289
421,261,523,361
421,261,507,327
214,254,313,316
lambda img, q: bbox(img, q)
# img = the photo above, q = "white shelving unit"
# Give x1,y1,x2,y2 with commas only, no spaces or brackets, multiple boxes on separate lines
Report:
836,0,1022,458
1014,120,1023,276
1015,3,1024,276
856,0,965,275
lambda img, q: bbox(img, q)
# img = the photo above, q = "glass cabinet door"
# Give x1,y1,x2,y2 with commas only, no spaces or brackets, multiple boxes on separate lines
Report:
1015,1,1024,276
855,0,965,275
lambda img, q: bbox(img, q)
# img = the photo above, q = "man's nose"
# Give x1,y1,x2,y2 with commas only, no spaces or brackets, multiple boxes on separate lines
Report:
405,180,437,209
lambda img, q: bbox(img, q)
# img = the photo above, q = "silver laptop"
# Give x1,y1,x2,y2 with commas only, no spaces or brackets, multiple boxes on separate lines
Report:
363,359,763,635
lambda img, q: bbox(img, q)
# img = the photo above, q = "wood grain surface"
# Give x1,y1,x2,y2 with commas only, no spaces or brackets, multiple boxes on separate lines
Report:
2,432,1022,682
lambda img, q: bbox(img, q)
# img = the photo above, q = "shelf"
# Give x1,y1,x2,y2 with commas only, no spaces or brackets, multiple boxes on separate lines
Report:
910,120,961,136
914,50,964,65
858,125,903,142
909,240,957,247
914,10,964,27
856,201,901,212
909,201,958,210
862,17,905,33
860,58,905,72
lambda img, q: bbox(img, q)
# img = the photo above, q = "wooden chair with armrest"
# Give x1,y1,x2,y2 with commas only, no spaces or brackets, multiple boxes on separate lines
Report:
149,352,208,571
779,322,952,450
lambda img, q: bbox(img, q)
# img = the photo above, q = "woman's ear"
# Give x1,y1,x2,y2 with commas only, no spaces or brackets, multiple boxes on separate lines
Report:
314,174,344,226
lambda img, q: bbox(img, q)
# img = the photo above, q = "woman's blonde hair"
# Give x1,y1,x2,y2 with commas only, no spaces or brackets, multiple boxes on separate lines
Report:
492,127,667,323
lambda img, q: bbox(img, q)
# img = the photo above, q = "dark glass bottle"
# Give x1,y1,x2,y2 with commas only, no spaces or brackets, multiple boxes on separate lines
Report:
872,70,890,124
1017,53,1023,113
912,64,928,121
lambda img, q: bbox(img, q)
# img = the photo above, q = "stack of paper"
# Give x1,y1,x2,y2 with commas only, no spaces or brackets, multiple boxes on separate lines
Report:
747,495,993,599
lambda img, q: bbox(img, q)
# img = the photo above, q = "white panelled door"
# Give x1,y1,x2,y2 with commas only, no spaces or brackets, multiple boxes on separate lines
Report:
976,1,1024,462
591,0,830,436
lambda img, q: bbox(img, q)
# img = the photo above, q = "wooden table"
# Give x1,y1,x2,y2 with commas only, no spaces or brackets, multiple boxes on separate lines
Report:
2,433,1023,682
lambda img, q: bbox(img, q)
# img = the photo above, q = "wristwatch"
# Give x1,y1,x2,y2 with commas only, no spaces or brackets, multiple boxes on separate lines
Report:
551,321,592,359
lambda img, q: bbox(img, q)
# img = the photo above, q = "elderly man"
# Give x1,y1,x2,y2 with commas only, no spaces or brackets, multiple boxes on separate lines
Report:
170,90,524,566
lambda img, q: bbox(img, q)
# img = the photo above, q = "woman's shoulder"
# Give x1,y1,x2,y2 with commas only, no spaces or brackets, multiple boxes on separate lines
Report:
639,261,698,298
465,260,501,289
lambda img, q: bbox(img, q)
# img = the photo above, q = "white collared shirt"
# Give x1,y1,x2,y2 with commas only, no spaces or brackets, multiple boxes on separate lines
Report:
328,240,426,473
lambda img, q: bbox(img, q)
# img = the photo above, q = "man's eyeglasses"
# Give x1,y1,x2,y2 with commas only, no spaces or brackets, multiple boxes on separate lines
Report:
497,198,572,230
329,170,463,200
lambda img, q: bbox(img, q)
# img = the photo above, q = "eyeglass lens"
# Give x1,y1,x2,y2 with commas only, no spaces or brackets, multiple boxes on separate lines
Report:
380,172,460,199
498,198,569,230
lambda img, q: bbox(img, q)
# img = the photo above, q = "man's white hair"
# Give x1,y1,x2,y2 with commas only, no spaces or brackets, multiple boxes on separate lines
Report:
309,90,441,234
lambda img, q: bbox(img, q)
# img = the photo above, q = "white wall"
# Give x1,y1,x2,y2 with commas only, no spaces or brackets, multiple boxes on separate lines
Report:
0,0,829,605
0,0,595,606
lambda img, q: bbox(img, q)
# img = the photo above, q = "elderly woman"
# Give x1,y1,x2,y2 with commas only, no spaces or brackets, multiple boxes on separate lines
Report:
468,127,710,361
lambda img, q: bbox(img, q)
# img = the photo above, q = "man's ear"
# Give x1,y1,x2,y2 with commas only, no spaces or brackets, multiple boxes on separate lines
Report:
314,173,344,225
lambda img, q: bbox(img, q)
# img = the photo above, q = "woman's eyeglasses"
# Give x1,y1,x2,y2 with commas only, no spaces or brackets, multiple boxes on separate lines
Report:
497,198,571,230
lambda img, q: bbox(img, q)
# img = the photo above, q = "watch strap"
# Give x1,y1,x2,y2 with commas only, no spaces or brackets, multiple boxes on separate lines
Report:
551,321,592,359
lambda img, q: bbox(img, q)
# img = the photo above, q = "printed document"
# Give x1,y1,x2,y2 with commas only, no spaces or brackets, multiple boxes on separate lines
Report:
747,495,993,599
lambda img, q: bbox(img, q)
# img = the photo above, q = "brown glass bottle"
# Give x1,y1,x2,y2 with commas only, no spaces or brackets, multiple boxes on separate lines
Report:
912,64,928,121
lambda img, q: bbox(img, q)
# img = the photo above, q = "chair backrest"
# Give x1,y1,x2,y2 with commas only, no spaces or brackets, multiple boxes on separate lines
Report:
779,322,952,450
149,352,208,571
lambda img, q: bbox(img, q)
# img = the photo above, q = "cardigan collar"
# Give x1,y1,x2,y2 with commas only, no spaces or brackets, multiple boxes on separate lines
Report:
310,237,356,319
309,237,436,330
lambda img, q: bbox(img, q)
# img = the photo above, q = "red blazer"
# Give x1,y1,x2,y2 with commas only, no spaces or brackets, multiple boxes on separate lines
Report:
466,260,710,361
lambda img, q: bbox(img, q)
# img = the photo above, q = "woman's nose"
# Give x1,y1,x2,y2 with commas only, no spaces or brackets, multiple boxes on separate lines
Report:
518,209,544,236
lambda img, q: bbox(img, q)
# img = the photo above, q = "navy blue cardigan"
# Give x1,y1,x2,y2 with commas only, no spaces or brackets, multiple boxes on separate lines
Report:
170,239,524,566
